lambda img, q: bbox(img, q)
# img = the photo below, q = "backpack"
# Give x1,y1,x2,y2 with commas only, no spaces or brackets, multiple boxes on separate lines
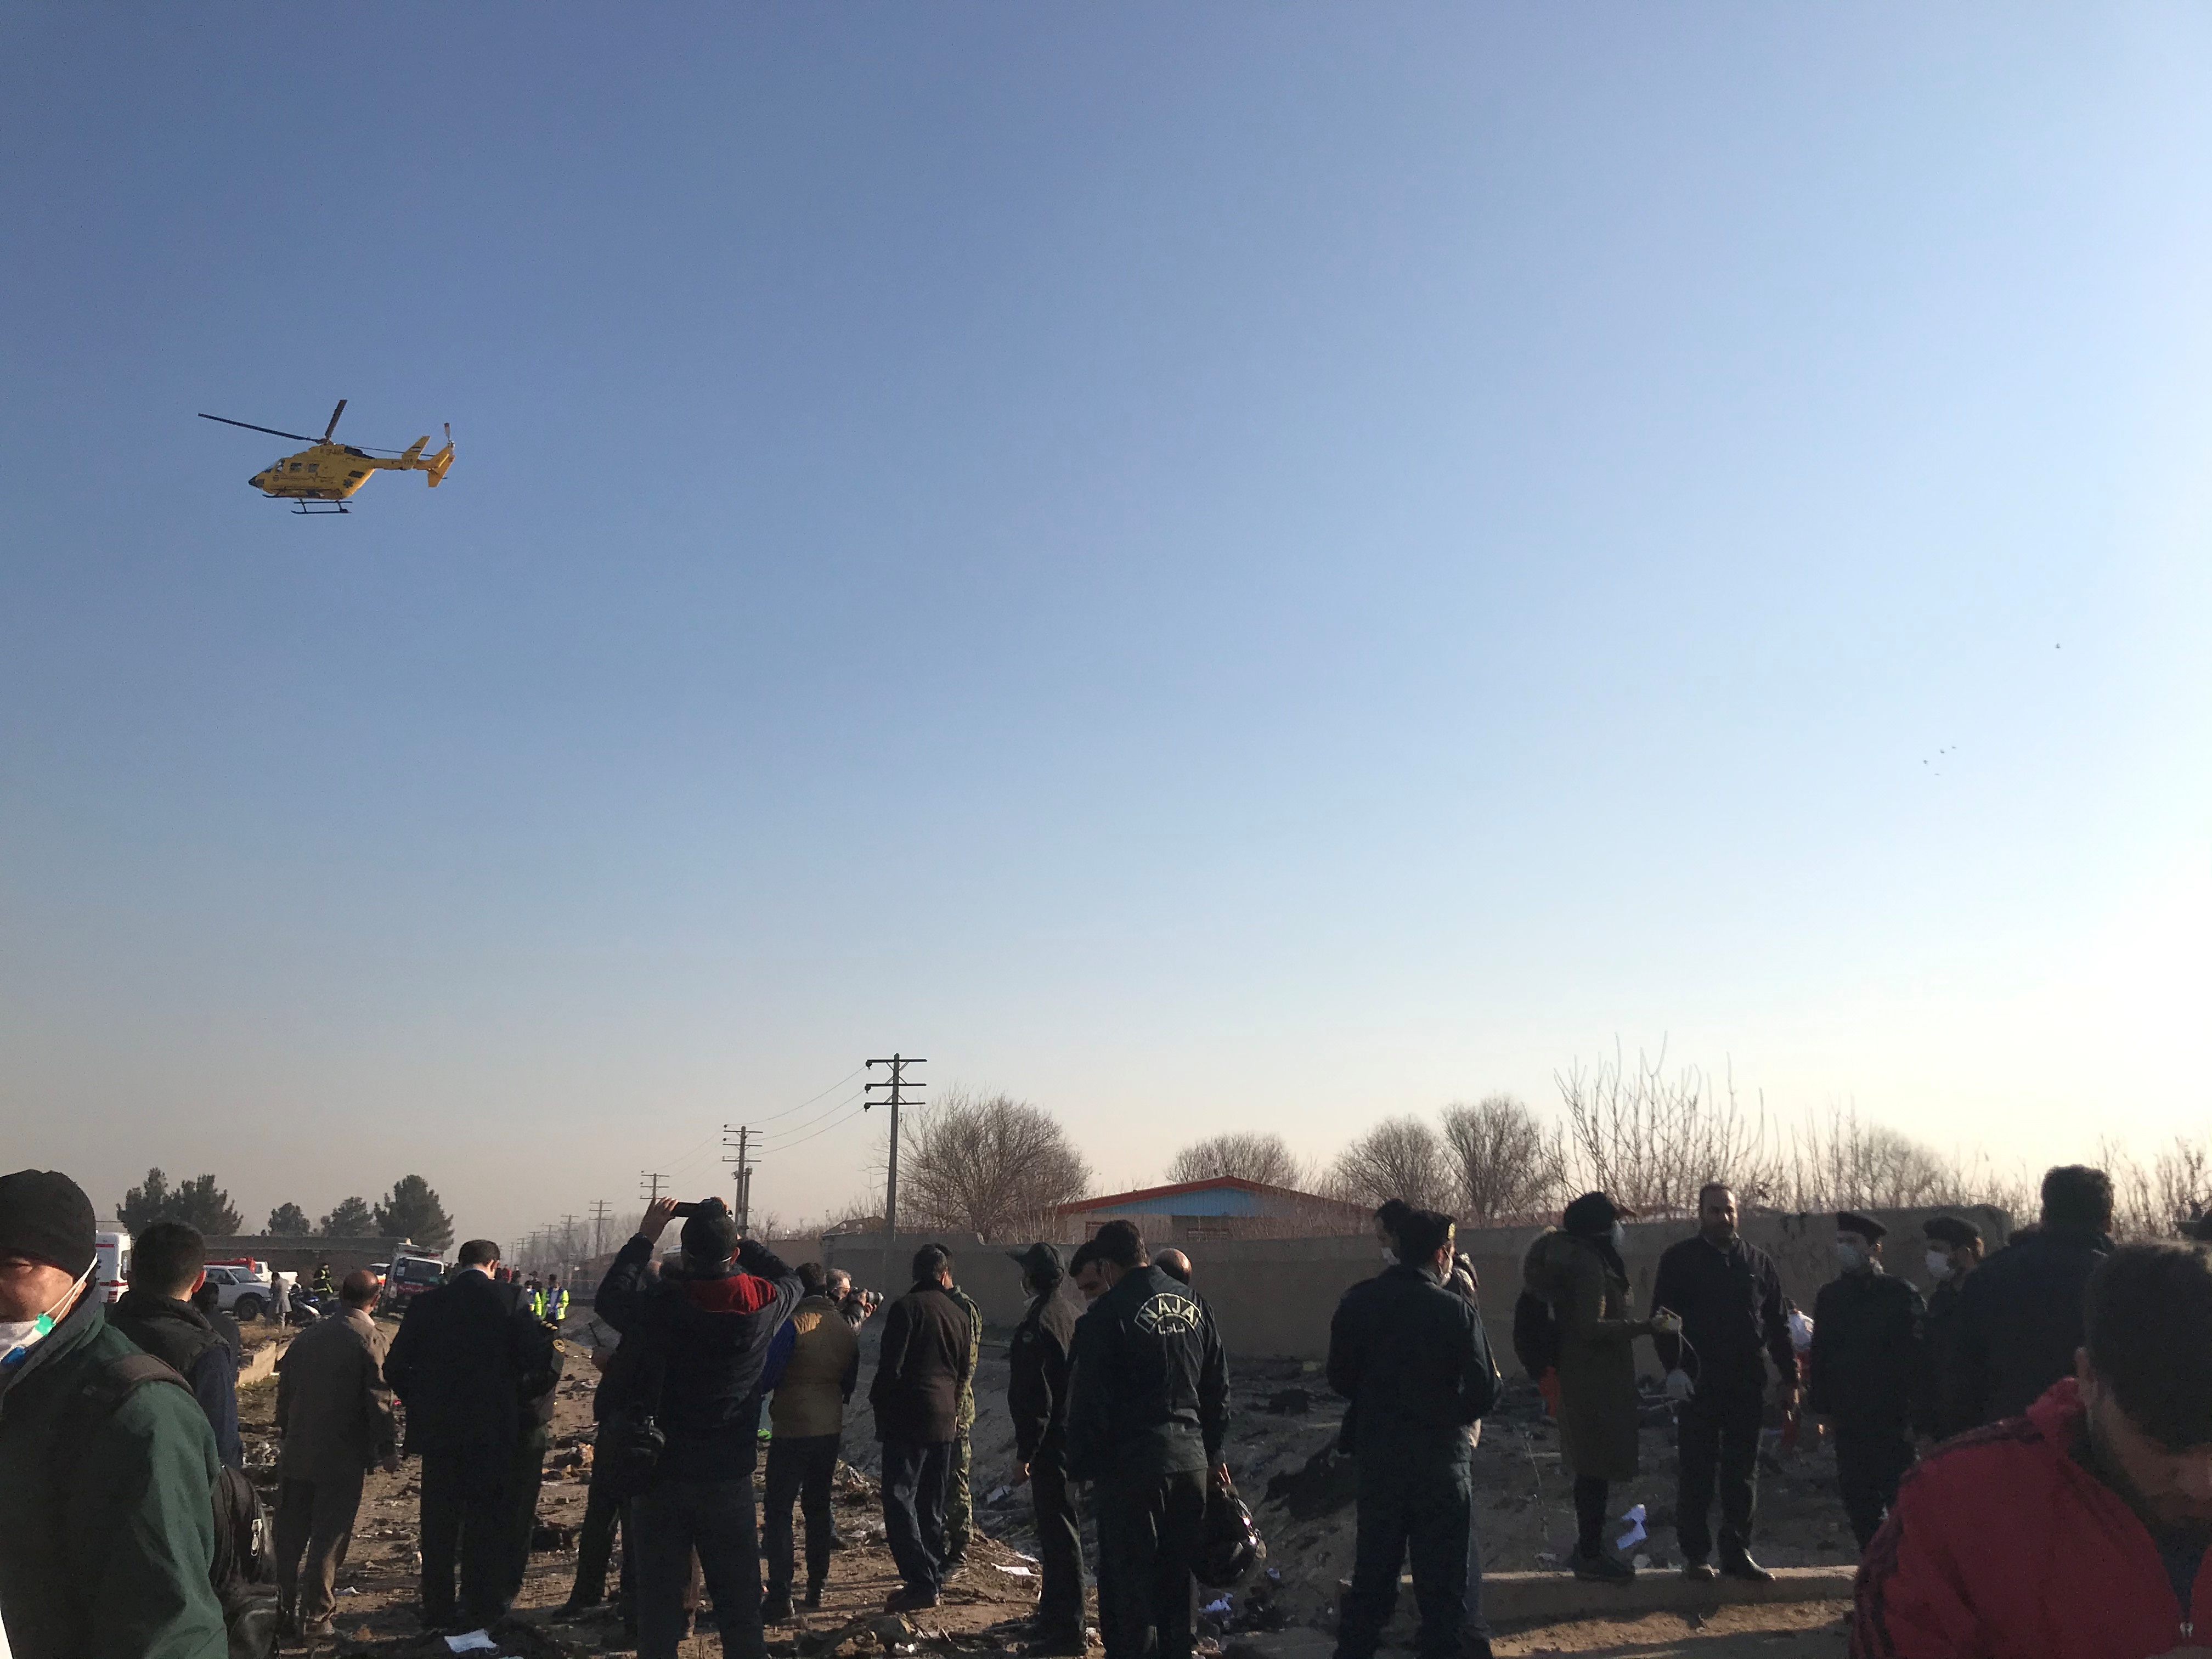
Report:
1510,1289,1561,1381
589,1322,669,1503
70,1353,278,1659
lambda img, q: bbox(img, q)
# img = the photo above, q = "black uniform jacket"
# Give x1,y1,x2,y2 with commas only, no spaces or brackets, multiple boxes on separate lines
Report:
1327,1261,1499,1468
1915,1277,1965,1437
384,1266,561,1456
1065,1263,1228,1485
869,1279,975,1445
1943,1223,2110,1429
1808,1267,1924,1426
1649,1234,1795,1393
1007,1287,1081,1465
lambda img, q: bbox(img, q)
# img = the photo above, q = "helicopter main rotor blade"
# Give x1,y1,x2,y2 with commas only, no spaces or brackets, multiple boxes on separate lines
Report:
199,413,319,443
323,399,347,442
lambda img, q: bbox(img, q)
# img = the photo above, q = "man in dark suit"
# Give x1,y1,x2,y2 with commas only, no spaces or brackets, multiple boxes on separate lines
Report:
383,1239,561,1632
869,1244,975,1613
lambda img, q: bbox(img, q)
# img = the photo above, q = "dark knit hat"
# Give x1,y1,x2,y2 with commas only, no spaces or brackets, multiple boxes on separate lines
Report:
0,1170,98,1278
1838,1211,1887,1243
1923,1215,1982,1249
1562,1191,1621,1238
679,1199,741,1270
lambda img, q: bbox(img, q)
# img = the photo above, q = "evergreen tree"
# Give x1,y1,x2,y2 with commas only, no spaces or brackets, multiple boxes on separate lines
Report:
118,1168,241,1234
267,1202,312,1237
320,1195,374,1236
118,1168,173,1232
373,1175,455,1252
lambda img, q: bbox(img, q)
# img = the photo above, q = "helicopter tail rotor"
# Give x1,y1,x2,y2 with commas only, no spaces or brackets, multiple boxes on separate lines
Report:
323,399,347,443
426,424,455,488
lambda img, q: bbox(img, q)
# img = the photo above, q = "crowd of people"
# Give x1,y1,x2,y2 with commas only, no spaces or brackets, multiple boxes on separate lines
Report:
5,1157,2212,1659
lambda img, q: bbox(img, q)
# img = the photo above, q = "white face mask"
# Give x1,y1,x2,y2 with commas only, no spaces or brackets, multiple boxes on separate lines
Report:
1925,1249,1954,1282
0,1266,91,1372
1835,1240,1868,1272
1380,1248,1397,1265
1609,1221,1627,1250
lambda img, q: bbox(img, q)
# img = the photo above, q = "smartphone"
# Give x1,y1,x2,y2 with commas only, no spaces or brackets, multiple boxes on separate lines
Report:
670,1201,702,1218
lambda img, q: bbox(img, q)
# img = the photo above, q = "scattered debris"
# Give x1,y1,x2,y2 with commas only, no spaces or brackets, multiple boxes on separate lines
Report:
1263,1390,1311,1416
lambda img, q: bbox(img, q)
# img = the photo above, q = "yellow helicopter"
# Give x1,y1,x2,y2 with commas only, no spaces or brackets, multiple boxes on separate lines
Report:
198,400,454,514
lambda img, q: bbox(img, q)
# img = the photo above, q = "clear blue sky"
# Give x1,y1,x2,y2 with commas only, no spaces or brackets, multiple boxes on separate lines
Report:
4,7,2207,1250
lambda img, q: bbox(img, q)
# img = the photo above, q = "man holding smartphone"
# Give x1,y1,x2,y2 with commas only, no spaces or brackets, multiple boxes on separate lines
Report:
596,1197,804,1659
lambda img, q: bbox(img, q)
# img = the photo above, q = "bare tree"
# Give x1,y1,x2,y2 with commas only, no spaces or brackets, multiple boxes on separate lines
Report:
1331,1116,1453,1213
1439,1095,1560,1223
1166,1132,1306,1190
1777,1108,1959,1213
899,1088,1091,1240
1554,1043,1779,1217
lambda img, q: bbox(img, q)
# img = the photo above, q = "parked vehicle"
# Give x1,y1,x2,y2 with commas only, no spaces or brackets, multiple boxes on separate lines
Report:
94,1228,131,1305
201,1262,275,1321
379,1251,445,1313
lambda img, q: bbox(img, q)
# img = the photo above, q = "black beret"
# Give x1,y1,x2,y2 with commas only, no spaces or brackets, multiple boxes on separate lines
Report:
1923,1215,1982,1248
1838,1211,1887,1243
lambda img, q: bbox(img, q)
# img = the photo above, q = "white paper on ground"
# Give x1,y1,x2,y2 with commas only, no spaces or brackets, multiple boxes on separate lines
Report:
1616,1503,1647,1550
445,1632,498,1653
994,1565,1035,1577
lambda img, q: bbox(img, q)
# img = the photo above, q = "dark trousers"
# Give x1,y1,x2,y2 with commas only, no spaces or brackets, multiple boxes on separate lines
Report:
1571,1475,1608,1558
1334,1459,1472,1659
634,1477,763,1659
1029,1452,1086,1640
1675,1386,1763,1564
420,1440,534,1628
1833,1421,1915,1551
275,1468,365,1626
1464,1510,1491,1650
764,1434,842,1594
569,1472,635,1610
879,1440,953,1596
1096,1468,1206,1659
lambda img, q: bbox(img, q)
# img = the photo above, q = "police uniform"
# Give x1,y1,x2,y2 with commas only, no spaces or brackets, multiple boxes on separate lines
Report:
1328,1257,1499,1659
1065,1262,1228,1659
1809,1214,1926,1549
943,1282,983,1563
1006,1245,1085,1651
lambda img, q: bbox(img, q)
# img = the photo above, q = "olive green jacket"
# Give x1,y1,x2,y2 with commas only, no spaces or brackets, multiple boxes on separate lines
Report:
0,1294,227,1659
1521,1229,1651,1481
949,1284,981,1432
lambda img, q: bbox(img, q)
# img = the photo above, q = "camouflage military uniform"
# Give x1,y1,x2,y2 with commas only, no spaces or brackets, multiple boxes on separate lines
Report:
944,1283,983,1560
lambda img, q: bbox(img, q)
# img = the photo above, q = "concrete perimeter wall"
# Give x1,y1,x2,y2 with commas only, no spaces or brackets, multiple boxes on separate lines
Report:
799,1207,2011,1364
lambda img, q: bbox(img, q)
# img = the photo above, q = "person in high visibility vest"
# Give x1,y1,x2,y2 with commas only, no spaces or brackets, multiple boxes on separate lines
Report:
541,1276,568,1329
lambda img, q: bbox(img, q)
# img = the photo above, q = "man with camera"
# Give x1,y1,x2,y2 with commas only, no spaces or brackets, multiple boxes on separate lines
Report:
596,1197,805,1659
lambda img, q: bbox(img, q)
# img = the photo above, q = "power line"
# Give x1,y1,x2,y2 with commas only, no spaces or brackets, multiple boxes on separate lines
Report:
764,1100,868,1156
640,1171,667,1208
755,1087,866,1143
746,1066,868,1126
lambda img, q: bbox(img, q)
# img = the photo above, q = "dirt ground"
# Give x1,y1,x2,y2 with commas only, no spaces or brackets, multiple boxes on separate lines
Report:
236,1318,1859,1659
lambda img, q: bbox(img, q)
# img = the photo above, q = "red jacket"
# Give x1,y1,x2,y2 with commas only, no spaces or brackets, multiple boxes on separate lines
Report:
1852,1378,2212,1657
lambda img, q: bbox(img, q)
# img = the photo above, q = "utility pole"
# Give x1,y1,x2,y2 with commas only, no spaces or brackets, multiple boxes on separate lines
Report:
560,1215,579,1272
589,1199,611,1262
723,1125,757,1237
865,1054,926,1291
640,1170,667,1216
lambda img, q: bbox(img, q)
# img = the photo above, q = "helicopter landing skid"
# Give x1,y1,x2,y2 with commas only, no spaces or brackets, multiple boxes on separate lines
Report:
285,500,349,515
